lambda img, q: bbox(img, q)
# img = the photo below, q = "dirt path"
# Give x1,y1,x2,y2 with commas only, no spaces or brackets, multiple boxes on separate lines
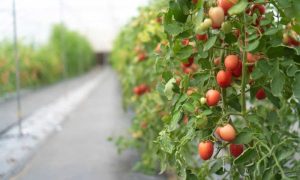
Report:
13,67,165,180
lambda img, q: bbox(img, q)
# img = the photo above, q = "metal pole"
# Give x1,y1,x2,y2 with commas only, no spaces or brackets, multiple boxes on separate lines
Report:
12,0,23,136
59,0,67,79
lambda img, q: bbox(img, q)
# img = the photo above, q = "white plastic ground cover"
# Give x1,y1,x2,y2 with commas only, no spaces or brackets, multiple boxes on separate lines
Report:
0,71,103,180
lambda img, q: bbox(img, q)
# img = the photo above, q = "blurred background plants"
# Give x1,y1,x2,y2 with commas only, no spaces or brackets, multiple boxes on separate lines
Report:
0,24,95,96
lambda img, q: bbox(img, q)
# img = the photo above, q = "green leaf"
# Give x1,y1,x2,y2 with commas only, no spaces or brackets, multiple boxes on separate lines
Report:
186,170,198,180
228,0,248,16
179,128,196,146
246,39,260,52
224,33,238,44
162,71,172,81
264,28,279,36
271,70,285,97
256,60,271,74
293,72,300,100
159,154,167,174
158,130,175,154
183,103,194,113
203,36,217,51
210,159,223,174
266,46,298,58
265,89,281,108
262,168,274,180
178,0,190,15
176,46,194,59
234,148,256,165
182,75,190,91
202,109,212,116
164,23,183,36
233,132,253,144
286,64,298,77
227,95,242,111
169,1,188,23
164,78,176,100
169,110,182,131
277,148,295,162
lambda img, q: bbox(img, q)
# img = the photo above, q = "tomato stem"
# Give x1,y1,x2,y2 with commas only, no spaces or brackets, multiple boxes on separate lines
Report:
220,46,227,113
241,13,248,118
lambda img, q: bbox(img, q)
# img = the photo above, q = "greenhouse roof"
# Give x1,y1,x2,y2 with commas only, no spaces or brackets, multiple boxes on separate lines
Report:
0,0,149,52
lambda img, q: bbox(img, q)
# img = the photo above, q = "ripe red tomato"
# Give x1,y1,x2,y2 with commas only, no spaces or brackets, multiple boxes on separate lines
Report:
183,115,189,125
181,57,194,68
247,52,258,63
133,84,150,96
209,7,225,29
196,34,208,41
138,52,147,62
156,17,162,24
182,38,190,46
214,57,221,66
219,124,236,142
206,89,221,106
183,67,193,74
215,127,221,137
289,37,300,46
176,77,181,86
251,4,265,15
254,16,264,26
230,144,244,157
198,141,214,160
283,33,300,46
217,0,238,15
283,33,290,45
133,86,141,95
225,55,239,71
256,88,266,100
140,121,148,129
192,0,198,4
216,70,232,88
190,63,198,71
232,60,242,77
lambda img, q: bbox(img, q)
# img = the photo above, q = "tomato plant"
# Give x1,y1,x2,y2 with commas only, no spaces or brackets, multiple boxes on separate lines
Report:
111,0,300,179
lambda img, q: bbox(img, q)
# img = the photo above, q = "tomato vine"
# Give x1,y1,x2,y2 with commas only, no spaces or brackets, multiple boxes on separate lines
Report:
111,0,300,179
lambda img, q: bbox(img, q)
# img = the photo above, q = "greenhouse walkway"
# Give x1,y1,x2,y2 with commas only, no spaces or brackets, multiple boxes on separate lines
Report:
7,66,164,180
0,67,101,134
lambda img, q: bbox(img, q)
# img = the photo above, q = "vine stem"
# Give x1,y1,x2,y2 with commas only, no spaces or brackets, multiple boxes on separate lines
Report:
241,13,248,117
272,154,288,179
220,46,227,114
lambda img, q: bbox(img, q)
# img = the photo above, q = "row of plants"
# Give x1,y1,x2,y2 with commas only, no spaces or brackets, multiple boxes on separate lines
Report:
111,0,300,179
0,24,95,96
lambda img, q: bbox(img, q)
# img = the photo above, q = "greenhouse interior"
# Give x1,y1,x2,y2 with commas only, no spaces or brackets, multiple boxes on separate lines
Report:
0,0,299,179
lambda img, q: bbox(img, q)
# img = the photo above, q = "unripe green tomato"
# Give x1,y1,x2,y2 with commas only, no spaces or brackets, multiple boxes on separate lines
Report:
196,115,208,129
200,97,207,105
203,18,212,29
196,19,212,33
196,23,207,33
221,21,232,34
